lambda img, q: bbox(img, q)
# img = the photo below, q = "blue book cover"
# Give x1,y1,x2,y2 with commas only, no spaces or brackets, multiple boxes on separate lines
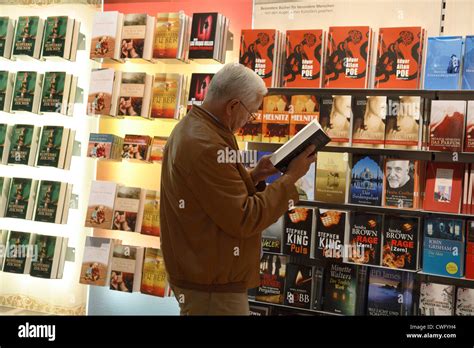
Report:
424,36,463,90
367,268,414,316
257,151,282,184
349,155,383,206
462,36,474,89
422,217,465,278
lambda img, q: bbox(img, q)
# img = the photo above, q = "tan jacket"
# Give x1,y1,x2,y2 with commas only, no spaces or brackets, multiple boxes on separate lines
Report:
160,105,299,293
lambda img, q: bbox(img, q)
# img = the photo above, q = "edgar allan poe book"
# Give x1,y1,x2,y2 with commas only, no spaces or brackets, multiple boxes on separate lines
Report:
349,154,383,206
367,268,414,316
283,263,313,309
313,209,347,261
323,26,371,88
384,96,421,149
256,253,287,304
423,217,465,278
429,100,466,152
240,29,276,87
383,158,420,209
283,29,323,88
189,13,218,59
283,207,315,258
351,96,387,148
262,94,290,143
289,95,319,138
345,212,382,266
382,215,420,271
319,95,351,146
375,27,423,89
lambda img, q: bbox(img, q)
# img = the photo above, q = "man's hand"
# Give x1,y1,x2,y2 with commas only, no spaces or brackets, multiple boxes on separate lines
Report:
249,155,279,184
285,144,316,183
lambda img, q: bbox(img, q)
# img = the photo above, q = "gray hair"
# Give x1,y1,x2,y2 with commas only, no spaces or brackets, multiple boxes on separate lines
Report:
204,63,268,108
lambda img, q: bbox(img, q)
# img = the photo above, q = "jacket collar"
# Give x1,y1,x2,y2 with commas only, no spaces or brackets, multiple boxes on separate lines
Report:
191,105,238,148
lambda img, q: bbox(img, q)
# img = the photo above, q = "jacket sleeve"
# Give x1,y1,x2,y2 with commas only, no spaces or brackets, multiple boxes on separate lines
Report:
186,146,300,240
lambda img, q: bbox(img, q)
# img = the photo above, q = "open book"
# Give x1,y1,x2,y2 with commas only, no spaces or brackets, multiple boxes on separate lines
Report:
270,119,330,172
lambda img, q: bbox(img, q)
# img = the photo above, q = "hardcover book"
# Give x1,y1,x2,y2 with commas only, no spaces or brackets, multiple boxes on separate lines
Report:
422,217,465,278
88,68,115,116
283,263,313,309
90,11,123,61
149,136,167,162
13,16,43,59
383,159,421,209
323,26,371,88
0,17,14,59
315,151,349,204
30,234,66,279
429,100,466,152
419,282,455,315
140,189,160,237
150,73,182,119
79,236,115,286
5,177,37,220
344,212,382,266
116,72,149,117
36,126,69,169
42,16,72,59
462,36,474,89
262,94,290,143
11,71,42,113
283,29,323,88
110,245,144,293
384,96,421,149
120,13,154,60
40,72,71,115
349,154,384,206
456,287,474,316
187,73,214,109
283,207,315,258
7,124,38,166
261,215,284,254
85,181,117,229
313,209,348,261
189,13,218,60
381,215,420,271
255,253,287,304
112,186,144,232
289,95,319,138
320,95,352,146
0,71,14,112
140,248,168,297
2,231,35,274
322,262,361,315
34,180,68,224
351,96,386,148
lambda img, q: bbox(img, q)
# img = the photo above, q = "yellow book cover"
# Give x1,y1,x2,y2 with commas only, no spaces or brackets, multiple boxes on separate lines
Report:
289,95,319,138
141,248,167,297
315,151,349,204
262,95,290,143
141,189,160,236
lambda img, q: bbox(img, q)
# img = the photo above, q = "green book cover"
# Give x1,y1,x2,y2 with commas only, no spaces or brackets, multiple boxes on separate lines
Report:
6,177,33,219
0,17,8,57
13,16,39,56
30,234,58,278
42,16,68,58
0,177,4,193
3,231,32,273
8,124,34,165
0,71,8,110
34,180,61,223
37,126,64,167
40,72,66,113
0,123,6,159
12,71,37,112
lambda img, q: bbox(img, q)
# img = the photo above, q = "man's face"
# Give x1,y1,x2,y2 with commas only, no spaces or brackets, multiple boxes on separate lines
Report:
386,160,410,188
229,96,262,132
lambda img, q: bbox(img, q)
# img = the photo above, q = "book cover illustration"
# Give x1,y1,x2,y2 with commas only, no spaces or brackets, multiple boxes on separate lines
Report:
6,178,33,219
384,96,421,149
429,100,466,152
42,16,68,57
121,14,147,59
256,253,287,304
349,155,383,206
118,72,146,116
141,248,168,297
8,124,34,165
313,209,347,260
462,36,474,89
315,151,349,203
37,126,64,168
384,159,418,208
375,27,423,89
419,282,454,315
283,263,313,309
13,16,40,56
367,268,414,316
34,180,62,223
262,94,290,143
88,69,114,116
284,30,323,87
187,73,214,109
283,207,314,258
240,29,275,87
456,287,474,316
3,231,32,273
80,236,113,286
289,95,319,138
346,212,382,266
464,101,474,152
324,26,370,88
153,13,180,59
30,234,58,278
140,189,160,237
189,13,218,59
382,215,419,271
320,95,351,145
88,134,114,159
262,215,283,254
90,12,118,60
352,96,386,147
323,262,358,315
151,74,179,119
112,186,142,232
110,245,139,293
12,71,37,113
150,137,167,162
85,181,117,229
40,72,66,113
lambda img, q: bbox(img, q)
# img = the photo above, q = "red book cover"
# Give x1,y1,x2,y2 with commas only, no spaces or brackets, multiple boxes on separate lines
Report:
283,30,323,88
240,29,276,88
323,26,370,88
289,95,319,138
374,27,423,89
464,101,474,152
429,100,466,152
262,94,290,143
423,162,464,214
466,221,474,279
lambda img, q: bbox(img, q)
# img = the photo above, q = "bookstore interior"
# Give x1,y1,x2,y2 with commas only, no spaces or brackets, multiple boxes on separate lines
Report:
0,0,474,318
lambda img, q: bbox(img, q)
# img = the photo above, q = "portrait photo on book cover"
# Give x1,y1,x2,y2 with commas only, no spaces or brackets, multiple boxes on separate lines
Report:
386,159,414,191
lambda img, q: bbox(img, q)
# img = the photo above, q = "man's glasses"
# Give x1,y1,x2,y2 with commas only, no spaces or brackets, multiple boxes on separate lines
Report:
238,101,258,121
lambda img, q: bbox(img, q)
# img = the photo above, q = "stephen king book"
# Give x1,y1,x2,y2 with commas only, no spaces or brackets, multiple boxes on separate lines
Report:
349,154,384,206
284,29,323,88
283,263,313,309
34,180,67,224
240,29,276,87
344,212,382,266
313,209,348,261
262,216,284,254
319,95,352,146
429,100,466,152
289,95,319,138
383,158,421,209
367,268,414,316
5,178,37,220
141,248,168,297
3,231,35,274
423,162,464,214
262,94,290,143
375,27,424,89
283,207,315,258
422,217,465,278
315,151,349,204
13,16,43,59
187,73,214,110
464,101,474,152
189,13,218,59
324,26,371,88
256,253,287,304
351,96,386,148
419,282,455,316
384,96,422,149
381,215,420,271
456,287,474,316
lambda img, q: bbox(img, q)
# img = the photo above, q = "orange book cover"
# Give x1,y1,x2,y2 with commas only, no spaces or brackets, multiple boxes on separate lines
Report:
289,95,319,138
240,29,276,87
374,27,423,89
235,107,262,142
323,26,370,88
283,30,323,88
262,95,290,143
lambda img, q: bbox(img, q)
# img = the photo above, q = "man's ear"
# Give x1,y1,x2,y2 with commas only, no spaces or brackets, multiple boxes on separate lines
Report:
226,99,240,115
